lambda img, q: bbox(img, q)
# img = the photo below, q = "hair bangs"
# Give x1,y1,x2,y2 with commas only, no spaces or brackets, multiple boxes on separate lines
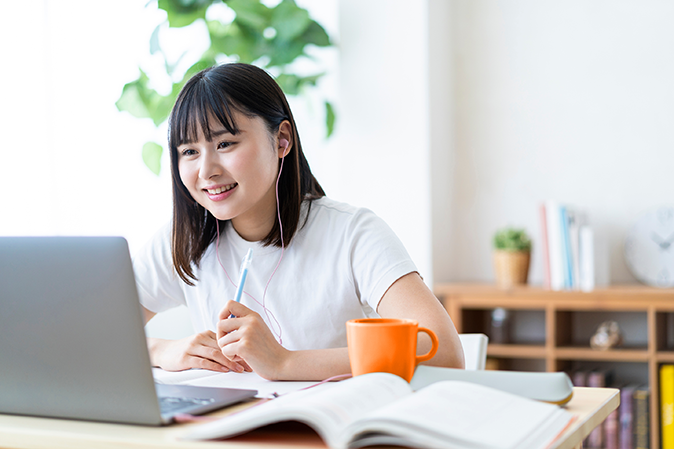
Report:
169,78,241,150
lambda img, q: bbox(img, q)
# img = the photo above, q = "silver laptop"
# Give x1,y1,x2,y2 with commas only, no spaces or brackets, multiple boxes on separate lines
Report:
0,236,257,425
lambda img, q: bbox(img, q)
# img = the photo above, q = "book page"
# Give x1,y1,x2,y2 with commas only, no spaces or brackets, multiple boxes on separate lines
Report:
183,372,412,449
347,381,573,449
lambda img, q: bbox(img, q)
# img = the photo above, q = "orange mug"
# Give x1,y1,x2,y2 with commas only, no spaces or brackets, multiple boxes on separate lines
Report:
346,318,439,382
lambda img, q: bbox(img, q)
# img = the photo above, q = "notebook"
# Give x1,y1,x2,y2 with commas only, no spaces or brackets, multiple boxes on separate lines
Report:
0,236,257,425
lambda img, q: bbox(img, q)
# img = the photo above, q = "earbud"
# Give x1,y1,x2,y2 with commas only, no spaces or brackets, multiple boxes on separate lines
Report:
279,138,289,156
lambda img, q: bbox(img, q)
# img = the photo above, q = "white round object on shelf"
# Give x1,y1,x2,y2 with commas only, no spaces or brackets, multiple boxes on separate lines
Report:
625,206,674,287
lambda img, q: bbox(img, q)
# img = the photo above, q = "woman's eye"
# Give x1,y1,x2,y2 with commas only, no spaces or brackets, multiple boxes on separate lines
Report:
217,141,233,150
181,148,197,157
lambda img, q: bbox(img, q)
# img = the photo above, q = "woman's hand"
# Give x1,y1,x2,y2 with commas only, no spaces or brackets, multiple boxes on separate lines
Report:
148,330,251,373
216,300,290,380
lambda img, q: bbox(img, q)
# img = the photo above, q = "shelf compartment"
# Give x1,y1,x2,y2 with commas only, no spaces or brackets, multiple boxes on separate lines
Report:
656,312,674,351
555,310,648,348
555,347,649,362
486,358,547,372
460,308,545,345
487,344,546,359
561,360,650,387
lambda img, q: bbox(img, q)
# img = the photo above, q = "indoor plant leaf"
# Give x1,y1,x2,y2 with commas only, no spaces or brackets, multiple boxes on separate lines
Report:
325,100,335,138
299,20,331,47
226,0,271,31
271,0,311,42
142,141,163,176
115,81,151,119
158,0,211,28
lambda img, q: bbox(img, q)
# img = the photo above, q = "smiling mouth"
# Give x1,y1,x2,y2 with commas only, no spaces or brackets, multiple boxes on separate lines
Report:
206,183,237,195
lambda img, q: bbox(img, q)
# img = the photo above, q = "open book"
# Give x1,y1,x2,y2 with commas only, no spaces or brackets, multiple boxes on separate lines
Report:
183,372,574,449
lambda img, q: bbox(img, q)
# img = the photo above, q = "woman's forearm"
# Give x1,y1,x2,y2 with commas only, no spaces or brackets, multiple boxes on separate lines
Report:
275,347,352,381
147,337,166,367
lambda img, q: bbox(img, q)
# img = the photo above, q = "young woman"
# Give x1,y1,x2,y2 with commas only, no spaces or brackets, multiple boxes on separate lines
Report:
134,63,464,381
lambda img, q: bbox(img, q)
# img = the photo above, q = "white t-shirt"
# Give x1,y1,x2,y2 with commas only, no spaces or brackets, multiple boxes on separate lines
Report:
133,197,417,351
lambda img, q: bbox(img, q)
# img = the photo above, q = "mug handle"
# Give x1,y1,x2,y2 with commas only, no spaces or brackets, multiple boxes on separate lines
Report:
415,327,439,364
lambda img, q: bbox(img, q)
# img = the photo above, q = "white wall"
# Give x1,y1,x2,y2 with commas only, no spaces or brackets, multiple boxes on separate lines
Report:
432,0,674,285
429,0,457,289
0,0,173,254
320,0,433,285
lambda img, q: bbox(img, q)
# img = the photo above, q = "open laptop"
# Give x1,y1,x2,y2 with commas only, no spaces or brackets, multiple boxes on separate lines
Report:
0,236,257,425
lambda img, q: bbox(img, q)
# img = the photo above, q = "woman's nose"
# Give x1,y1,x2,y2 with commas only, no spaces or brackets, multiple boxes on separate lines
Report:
198,151,222,180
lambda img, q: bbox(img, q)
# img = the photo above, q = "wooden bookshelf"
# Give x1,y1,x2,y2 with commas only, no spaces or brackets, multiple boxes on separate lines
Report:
435,283,674,449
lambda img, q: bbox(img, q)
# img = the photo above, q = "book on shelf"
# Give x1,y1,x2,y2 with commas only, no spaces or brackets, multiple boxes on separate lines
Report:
540,201,593,291
579,226,595,292
586,370,611,448
560,206,573,289
182,372,575,449
618,384,637,449
539,204,551,289
573,372,645,449
633,385,650,449
544,201,565,291
605,408,619,449
568,209,582,291
661,365,674,449
572,370,587,388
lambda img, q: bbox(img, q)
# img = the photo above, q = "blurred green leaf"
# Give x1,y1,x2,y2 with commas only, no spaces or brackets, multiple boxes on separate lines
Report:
184,57,217,80
275,73,321,95
209,20,267,63
325,101,335,138
116,80,151,119
116,71,173,126
271,0,310,42
301,20,331,47
158,0,211,27
268,38,305,67
226,0,270,31
150,24,162,54
275,74,301,95
142,141,163,175
164,49,189,76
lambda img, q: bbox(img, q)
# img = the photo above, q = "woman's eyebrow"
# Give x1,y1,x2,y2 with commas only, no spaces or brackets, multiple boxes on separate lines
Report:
210,128,247,139
178,127,243,146
210,129,232,138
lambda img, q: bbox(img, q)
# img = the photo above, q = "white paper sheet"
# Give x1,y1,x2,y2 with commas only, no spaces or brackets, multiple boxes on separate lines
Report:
152,368,317,398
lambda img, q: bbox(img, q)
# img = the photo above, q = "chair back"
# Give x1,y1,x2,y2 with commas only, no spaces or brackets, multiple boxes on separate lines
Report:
458,333,488,370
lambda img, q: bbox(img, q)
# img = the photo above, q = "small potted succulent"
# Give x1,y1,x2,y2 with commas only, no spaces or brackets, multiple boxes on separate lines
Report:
493,227,532,287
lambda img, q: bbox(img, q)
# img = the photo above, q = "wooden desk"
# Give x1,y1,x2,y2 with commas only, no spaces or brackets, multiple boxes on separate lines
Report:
0,387,618,449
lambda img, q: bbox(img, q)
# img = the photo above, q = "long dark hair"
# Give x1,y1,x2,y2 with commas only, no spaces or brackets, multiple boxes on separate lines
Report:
168,63,325,285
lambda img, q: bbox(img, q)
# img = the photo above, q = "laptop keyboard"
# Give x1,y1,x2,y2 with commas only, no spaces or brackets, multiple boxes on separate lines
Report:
159,396,215,414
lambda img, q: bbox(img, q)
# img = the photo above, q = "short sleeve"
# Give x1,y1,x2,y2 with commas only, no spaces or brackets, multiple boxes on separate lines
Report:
346,209,417,312
132,223,187,313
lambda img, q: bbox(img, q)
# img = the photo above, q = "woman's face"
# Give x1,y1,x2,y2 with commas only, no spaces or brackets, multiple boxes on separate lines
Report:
177,111,282,241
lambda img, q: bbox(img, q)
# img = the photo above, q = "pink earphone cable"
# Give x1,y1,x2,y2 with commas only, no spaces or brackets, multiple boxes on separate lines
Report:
260,153,285,339
214,148,287,345
172,374,352,423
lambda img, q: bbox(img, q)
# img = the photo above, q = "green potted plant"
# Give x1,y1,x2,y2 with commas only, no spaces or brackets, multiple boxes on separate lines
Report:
492,227,532,287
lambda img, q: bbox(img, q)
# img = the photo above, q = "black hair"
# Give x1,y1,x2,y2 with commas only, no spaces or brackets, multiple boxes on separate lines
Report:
168,63,324,285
